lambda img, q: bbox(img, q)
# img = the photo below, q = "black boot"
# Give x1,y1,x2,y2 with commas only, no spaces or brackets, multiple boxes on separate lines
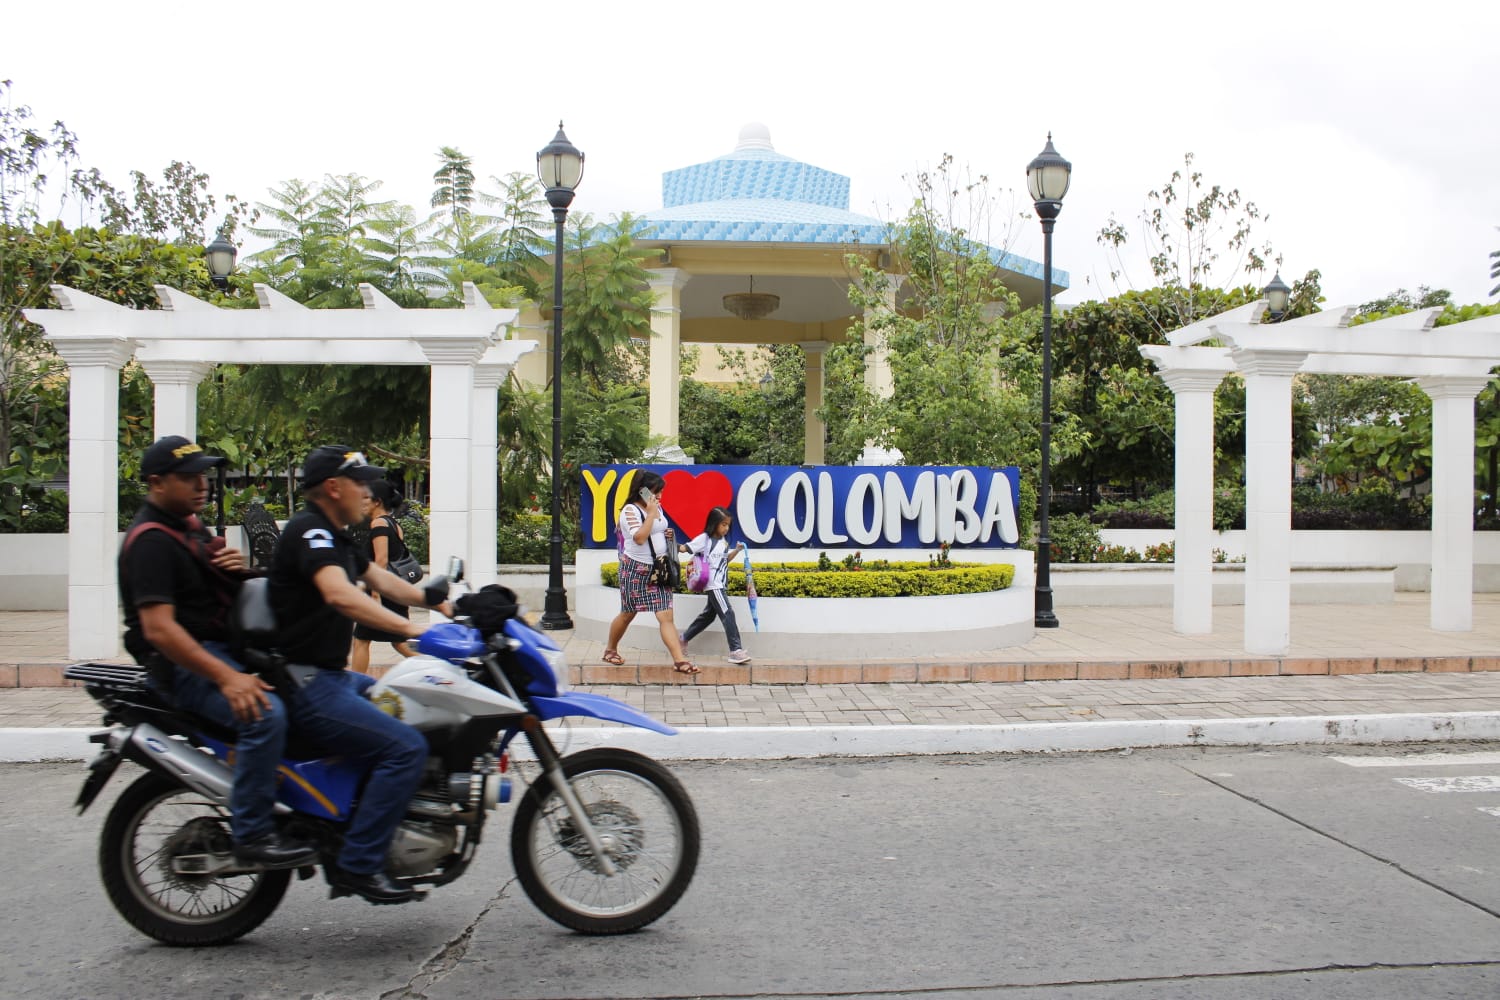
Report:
233,831,319,870
327,866,419,904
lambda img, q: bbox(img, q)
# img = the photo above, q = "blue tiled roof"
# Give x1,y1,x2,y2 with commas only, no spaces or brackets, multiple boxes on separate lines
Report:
640,125,1066,288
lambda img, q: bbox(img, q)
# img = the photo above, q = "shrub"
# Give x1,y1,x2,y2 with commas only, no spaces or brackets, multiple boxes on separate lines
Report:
1143,541,1175,563
1048,513,1103,563
497,514,576,565
599,559,1014,597
1092,492,1174,529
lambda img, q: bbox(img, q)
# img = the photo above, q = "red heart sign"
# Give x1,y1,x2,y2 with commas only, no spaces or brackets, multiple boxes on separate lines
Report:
660,469,734,539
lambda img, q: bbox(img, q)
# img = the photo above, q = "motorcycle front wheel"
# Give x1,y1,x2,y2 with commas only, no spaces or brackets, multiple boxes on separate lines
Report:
99,771,291,946
511,747,699,934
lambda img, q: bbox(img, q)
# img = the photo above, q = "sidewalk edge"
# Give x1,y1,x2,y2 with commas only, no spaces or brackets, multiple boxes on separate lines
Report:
5,712,1498,763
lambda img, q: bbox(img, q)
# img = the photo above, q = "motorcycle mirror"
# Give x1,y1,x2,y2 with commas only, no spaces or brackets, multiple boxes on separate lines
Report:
447,556,464,583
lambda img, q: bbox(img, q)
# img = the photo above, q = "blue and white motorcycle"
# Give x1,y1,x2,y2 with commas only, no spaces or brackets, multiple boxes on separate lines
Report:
66,565,699,946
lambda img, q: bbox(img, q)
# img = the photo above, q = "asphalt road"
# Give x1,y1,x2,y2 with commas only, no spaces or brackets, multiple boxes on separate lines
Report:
5,746,1500,999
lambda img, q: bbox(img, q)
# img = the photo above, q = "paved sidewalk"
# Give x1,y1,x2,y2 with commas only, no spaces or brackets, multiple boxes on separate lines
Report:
3,596,1500,753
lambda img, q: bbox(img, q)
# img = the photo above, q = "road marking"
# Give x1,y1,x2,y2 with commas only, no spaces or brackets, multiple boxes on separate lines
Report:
1332,752,1500,768
1394,776,1500,793
1478,806,1500,817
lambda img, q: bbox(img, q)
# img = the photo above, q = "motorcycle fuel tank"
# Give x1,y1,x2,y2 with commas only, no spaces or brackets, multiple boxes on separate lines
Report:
369,658,526,730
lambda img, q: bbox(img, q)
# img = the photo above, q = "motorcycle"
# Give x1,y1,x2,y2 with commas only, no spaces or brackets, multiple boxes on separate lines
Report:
64,562,699,946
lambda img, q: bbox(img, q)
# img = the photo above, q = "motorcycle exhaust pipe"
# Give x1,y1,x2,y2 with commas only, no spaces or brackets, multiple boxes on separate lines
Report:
127,723,235,807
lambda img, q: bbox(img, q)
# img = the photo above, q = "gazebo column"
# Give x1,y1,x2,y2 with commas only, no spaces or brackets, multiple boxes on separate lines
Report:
801,341,829,465
1419,376,1491,631
1156,366,1230,634
53,338,137,658
1232,349,1308,655
420,341,486,583
858,277,904,465
139,360,215,440
468,363,508,589
647,269,689,460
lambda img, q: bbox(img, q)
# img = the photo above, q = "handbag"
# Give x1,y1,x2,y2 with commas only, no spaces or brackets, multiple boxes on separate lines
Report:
646,534,680,590
686,551,711,593
388,546,423,583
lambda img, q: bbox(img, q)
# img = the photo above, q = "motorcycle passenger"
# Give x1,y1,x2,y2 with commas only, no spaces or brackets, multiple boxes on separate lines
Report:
118,435,319,870
267,444,449,905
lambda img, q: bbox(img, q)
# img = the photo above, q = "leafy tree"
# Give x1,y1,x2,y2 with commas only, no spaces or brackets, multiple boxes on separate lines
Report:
549,212,659,387
678,344,808,466
825,158,1067,472
1097,152,1280,336
430,146,475,228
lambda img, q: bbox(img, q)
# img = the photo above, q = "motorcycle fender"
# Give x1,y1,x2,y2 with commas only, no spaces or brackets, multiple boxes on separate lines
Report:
75,744,123,814
528,692,677,736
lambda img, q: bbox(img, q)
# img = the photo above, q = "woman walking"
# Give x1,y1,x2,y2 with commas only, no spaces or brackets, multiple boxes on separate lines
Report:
350,480,415,674
602,471,697,675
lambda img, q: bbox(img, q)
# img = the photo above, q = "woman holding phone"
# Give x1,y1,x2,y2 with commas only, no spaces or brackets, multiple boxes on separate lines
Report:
603,470,698,674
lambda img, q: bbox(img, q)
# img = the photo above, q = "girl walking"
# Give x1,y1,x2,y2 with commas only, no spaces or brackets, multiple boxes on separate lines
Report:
679,507,751,664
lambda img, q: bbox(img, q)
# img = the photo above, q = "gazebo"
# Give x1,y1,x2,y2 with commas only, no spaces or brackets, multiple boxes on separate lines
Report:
514,123,1068,463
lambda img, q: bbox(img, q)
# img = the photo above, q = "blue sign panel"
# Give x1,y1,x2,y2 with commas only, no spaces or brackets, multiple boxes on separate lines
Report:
579,464,1020,550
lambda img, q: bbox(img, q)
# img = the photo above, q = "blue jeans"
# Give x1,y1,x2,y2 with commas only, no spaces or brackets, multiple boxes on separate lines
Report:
289,668,427,874
166,641,287,847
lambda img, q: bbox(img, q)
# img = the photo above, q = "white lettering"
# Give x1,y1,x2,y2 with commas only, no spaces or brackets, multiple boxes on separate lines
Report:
951,469,981,544
816,472,848,544
844,473,883,545
777,472,815,544
979,473,1020,544
736,471,775,543
884,471,936,543
935,474,956,544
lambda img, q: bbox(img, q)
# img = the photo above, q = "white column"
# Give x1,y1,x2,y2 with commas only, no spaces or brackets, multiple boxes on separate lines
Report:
53,339,137,658
1419,376,1490,632
139,360,215,440
420,341,486,581
1234,349,1308,655
1158,369,1229,634
469,363,507,588
647,269,689,459
858,277,904,465
801,341,829,465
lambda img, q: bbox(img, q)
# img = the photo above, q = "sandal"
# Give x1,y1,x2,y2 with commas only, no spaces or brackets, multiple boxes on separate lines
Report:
601,650,625,666
673,661,701,675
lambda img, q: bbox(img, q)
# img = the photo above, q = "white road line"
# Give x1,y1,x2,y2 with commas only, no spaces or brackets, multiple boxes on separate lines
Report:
1477,806,1500,817
1394,775,1500,793
1332,751,1500,768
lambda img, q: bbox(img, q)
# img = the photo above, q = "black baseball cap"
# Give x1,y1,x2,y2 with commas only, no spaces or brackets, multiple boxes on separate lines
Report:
141,436,226,479
300,445,385,489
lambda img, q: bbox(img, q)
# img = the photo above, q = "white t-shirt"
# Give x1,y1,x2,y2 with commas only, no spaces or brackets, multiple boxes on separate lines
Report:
686,532,734,591
618,503,669,566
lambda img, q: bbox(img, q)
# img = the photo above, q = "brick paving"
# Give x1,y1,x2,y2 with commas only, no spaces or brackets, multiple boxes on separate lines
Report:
4,595,1500,731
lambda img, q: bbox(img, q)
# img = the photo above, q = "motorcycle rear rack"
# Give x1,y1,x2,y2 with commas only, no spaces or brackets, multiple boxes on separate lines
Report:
64,662,152,693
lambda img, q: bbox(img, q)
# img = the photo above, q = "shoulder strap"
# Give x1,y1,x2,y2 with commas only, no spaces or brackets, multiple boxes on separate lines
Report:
123,516,237,615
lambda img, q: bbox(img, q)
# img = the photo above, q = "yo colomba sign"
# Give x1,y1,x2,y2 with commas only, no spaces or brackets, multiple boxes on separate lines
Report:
580,464,1021,550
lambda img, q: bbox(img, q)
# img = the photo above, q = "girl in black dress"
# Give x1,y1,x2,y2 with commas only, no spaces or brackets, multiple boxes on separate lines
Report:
350,480,415,673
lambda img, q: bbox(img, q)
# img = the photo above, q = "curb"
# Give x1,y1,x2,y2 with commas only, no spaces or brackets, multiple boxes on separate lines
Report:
5,712,1499,764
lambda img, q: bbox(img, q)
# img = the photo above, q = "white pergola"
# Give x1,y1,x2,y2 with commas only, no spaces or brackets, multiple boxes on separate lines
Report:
25,282,536,658
1142,300,1500,654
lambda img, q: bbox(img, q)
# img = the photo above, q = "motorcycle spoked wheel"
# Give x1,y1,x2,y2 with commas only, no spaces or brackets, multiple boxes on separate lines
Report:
511,747,699,934
99,771,291,946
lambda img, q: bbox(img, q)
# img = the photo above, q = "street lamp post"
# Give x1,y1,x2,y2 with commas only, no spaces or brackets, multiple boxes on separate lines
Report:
1026,134,1072,630
1263,272,1291,320
537,123,584,630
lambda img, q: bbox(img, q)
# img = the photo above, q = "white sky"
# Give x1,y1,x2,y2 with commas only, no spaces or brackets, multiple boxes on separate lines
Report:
4,0,1497,308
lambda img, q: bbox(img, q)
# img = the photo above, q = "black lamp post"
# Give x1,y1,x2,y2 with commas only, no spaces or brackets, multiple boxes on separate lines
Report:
204,227,237,290
537,122,584,630
1026,133,1072,629
1263,272,1291,320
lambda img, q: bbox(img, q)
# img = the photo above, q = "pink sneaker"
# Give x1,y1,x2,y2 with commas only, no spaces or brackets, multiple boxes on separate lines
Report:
727,649,752,664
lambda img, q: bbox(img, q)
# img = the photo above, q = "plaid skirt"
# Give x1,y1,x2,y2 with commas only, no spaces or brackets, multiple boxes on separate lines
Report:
619,556,672,613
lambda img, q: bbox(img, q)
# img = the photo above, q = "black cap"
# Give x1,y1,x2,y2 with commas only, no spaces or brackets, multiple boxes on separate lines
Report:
141,436,226,480
300,445,385,489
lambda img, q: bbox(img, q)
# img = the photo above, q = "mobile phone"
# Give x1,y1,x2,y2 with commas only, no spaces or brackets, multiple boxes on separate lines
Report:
638,487,655,504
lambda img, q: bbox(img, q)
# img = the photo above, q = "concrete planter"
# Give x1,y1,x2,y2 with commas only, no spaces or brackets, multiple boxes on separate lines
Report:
570,548,1036,658
1052,562,1395,607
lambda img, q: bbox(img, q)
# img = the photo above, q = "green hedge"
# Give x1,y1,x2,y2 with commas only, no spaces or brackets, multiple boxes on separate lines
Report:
599,560,1014,598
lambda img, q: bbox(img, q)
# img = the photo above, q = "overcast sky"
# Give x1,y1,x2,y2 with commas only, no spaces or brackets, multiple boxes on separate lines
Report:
5,0,1497,308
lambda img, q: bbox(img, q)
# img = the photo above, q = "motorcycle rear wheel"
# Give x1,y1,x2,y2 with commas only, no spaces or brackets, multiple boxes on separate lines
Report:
99,771,291,946
511,747,699,934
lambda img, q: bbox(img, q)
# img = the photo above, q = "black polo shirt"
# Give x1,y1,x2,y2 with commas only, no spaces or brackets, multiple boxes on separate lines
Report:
119,502,240,665
267,504,370,669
